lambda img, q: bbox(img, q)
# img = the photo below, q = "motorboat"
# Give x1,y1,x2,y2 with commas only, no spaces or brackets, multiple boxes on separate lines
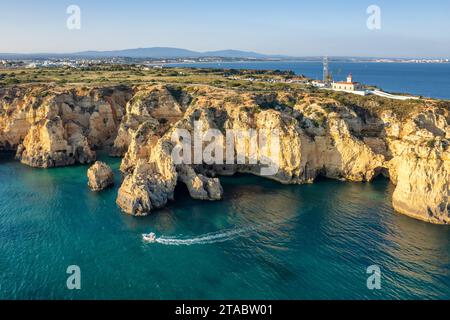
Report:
142,232,157,243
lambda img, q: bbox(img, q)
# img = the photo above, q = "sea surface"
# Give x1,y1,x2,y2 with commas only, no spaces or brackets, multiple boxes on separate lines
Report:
169,61,450,100
0,152,449,300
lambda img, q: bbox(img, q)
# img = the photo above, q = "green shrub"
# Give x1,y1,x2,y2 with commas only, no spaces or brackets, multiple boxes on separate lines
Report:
4,78,19,85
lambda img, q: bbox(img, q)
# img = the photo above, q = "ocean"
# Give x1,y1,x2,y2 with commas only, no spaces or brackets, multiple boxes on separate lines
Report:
1,152,449,300
169,61,450,100
1,62,450,300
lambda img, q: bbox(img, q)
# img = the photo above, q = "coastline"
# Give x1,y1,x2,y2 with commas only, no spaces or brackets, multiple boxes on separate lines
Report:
0,64,449,300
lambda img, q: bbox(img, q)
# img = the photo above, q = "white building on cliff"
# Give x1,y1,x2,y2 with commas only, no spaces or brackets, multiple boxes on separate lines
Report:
332,73,363,92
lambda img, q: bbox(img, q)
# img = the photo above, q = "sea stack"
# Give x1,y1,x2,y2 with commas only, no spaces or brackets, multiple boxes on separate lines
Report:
87,161,115,192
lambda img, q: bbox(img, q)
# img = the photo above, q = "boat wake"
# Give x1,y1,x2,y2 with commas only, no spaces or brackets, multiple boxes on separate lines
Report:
145,212,296,246
154,227,254,246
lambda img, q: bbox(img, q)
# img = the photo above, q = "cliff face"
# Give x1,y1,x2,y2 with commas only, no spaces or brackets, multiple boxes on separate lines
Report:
1,85,133,167
0,84,448,224
87,161,115,192
111,85,189,157
16,116,96,167
384,110,449,224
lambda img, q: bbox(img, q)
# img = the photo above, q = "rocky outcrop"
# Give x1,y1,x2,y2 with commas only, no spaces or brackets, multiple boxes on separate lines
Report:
117,141,178,216
1,83,448,224
116,89,385,216
120,119,160,174
114,87,448,224
1,85,133,167
111,85,189,156
16,116,96,167
178,165,223,201
87,161,115,191
384,110,449,224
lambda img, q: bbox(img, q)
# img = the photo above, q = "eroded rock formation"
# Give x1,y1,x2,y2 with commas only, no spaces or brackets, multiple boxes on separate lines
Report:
87,161,115,191
1,84,448,224
16,116,96,167
384,110,450,224
111,85,189,157
1,85,133,167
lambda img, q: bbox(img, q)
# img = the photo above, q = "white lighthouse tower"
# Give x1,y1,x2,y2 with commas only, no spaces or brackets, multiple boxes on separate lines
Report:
347,73,353,83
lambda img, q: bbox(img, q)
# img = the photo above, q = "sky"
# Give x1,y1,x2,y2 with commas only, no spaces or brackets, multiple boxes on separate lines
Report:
0,0,449,58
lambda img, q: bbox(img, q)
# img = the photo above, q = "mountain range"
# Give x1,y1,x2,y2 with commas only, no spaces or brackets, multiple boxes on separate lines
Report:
0,47,289,59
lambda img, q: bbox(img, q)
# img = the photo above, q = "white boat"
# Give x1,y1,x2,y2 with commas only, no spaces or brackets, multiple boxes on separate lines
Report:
142,232,156,243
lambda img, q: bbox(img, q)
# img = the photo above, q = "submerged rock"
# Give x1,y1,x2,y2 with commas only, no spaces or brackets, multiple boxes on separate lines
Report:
87,161,115,191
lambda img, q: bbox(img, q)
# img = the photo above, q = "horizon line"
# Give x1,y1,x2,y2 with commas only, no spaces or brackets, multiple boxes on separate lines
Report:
0,46,448,60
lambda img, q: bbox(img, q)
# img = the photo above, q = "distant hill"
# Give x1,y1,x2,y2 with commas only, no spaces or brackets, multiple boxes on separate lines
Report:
0,47,290,59
202,49,287,59
72,47,289,59
73,47,202,58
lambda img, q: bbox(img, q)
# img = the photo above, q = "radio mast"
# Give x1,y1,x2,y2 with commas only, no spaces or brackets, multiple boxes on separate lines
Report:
323,56,330,84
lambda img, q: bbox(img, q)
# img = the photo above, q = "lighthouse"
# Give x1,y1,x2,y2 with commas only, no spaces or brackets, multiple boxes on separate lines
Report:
347,73,353,83
332,73,363,92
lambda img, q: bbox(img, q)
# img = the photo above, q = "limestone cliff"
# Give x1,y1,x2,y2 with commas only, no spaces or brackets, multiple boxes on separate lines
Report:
87,161,115,191
16,116,95,167
116,88,386,216
1,85,133,167
384,109,449,224
111,85,189,157
0,84,448,224
114,87,448,224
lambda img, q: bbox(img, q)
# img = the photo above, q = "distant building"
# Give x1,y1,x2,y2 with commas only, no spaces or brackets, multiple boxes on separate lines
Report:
312,80,327,88
332,73,363,91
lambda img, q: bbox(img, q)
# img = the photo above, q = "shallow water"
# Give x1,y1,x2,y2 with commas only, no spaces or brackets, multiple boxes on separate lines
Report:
0,153,449,299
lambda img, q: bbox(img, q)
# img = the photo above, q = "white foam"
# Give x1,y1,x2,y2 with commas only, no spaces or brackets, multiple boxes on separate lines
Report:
154,227,253,246
147,214,295,246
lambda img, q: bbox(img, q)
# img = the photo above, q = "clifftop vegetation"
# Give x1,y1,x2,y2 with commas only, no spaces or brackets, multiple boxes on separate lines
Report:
0,65,445,120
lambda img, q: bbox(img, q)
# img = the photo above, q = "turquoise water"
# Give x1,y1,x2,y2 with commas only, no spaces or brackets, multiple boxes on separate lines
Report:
1,152,449,300
170,61,450,100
